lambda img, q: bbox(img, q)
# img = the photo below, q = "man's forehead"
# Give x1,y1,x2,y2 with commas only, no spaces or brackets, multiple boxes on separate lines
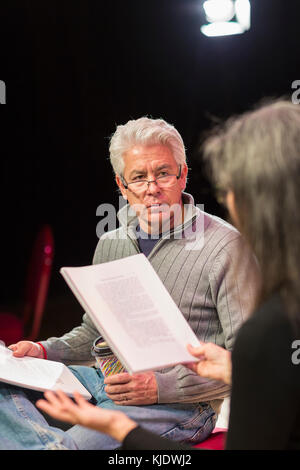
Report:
125,144,172,156
123,144,176,170
125,159,175,176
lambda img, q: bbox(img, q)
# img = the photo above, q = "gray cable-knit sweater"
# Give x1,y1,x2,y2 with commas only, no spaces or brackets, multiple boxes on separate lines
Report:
41,193,259,408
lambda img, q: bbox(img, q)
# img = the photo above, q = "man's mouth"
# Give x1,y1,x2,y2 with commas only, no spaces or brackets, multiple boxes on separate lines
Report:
147,203,161,208
146,203,167,213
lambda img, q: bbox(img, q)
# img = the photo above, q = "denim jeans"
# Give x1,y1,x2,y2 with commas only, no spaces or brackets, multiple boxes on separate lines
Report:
0,365,216,450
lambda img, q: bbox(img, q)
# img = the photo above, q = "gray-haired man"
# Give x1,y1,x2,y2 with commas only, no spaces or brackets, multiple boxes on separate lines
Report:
0,117,258,449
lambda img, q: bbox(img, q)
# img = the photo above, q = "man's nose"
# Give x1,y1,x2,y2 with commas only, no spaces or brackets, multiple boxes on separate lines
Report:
145,179,160,194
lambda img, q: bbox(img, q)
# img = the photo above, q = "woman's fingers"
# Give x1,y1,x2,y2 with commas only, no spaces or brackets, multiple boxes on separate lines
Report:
72,390,88,406
36,390,80,423
187,343,205,359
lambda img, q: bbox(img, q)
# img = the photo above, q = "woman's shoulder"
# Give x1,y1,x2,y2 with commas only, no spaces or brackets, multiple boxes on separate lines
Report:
232,292,297,369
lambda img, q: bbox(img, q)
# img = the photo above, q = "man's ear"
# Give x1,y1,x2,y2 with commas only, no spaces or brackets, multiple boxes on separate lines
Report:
179,163,188,191
115,174,127,199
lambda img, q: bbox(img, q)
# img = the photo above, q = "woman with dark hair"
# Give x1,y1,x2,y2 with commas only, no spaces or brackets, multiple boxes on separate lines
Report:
37,99,300,450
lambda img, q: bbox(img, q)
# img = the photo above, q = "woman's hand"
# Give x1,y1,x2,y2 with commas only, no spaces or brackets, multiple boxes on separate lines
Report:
36,389,138,442
186,343,232,385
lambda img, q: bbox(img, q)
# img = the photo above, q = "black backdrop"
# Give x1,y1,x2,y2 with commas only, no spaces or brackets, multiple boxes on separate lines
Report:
1,0,299,309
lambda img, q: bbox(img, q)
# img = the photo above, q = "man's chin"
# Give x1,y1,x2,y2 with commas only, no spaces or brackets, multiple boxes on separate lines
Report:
141,212,174,235
132,202,183,235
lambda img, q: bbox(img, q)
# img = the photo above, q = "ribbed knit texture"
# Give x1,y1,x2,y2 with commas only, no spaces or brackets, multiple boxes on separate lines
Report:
41,193,259,405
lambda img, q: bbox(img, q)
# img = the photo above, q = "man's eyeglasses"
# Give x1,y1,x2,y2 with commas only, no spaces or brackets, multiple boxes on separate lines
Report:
120,165,182,192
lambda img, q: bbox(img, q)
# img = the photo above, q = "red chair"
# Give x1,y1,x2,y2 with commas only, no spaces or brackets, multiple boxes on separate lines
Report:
194,429,227,450
0,225,54,345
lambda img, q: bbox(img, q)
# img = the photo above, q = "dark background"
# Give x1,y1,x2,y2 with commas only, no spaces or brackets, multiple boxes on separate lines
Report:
1,0,299,338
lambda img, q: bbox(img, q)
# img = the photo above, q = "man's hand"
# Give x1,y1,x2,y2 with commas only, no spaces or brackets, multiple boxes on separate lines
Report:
104,371,158,406
8,341,45,359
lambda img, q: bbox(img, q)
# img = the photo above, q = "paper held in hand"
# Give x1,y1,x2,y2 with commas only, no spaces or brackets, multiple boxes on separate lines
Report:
0,342,91,400
60,253,200,374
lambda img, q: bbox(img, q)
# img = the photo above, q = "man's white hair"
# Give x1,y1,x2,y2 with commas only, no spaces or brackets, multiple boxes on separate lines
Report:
109,116,187,175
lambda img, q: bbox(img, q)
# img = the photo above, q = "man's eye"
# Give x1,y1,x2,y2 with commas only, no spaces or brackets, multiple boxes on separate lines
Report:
158,171,169,177
132,175,145,181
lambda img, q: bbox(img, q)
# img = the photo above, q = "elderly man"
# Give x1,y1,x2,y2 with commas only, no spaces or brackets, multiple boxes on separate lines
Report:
0,117,258,450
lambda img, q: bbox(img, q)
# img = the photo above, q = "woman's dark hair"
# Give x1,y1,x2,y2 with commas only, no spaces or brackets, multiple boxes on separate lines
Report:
202,99,300,328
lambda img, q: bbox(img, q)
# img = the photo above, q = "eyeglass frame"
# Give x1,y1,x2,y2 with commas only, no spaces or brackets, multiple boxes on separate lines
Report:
119,165,182,190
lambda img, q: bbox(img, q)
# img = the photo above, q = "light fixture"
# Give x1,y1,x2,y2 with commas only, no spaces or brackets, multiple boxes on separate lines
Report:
201,0,251,37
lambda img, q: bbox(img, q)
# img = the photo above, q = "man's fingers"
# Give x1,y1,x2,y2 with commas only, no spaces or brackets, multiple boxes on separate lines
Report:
113,400,132,406
105,383,132,395
8,344,20,355
8,341,40,357
106,391,135,402
104,373,131,385
9,343,30,357
8,343,21,352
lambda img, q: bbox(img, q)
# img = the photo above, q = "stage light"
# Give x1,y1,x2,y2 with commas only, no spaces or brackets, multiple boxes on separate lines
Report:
203,0,235,23
201,0,251,37
235,0,251,30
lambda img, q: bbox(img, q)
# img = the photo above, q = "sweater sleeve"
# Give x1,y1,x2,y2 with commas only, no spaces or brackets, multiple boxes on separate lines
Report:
39,313,98,364
38,237,116,364
154,237,258,404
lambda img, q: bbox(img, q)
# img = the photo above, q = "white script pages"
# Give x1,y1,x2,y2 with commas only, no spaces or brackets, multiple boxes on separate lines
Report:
0,342,91,399
60,254,200,374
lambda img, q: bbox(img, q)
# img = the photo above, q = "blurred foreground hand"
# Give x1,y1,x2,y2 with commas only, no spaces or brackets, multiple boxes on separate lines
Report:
36,389,138,442
186,342,232,385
